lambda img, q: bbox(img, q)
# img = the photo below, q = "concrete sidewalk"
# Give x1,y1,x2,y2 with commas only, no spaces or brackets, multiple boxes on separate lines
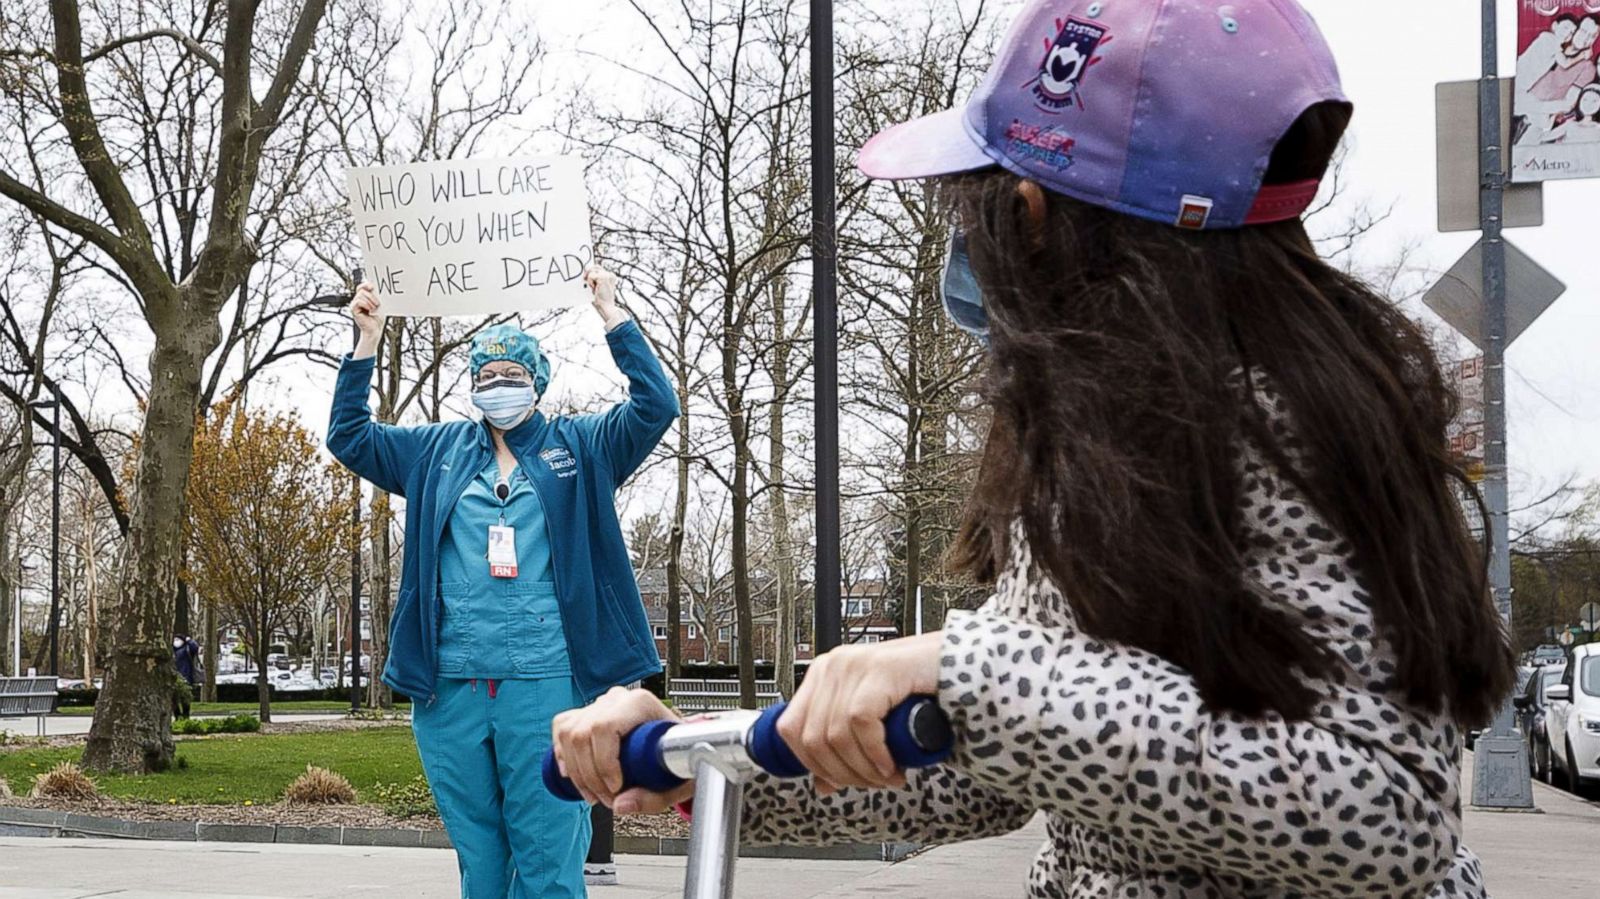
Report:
1462,750,1600,899
0,753,1592,897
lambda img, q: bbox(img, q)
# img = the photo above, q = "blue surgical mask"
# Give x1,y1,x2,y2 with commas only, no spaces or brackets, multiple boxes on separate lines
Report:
472,381,537,430
941,229,990,344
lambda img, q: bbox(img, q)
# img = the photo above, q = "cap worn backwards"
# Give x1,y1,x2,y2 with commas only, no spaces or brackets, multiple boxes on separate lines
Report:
857,0,1349,231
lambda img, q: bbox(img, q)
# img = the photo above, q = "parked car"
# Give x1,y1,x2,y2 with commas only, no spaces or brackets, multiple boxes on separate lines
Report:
1528,644,1567,667
1515,662,1567,782
1546,643,1600,794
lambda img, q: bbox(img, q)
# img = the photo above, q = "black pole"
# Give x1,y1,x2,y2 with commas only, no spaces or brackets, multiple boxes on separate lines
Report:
48,401,60,677
349,268,365,712
811,0,841,656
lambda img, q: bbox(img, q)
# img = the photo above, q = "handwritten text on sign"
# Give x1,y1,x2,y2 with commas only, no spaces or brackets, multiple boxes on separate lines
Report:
346,157,594,317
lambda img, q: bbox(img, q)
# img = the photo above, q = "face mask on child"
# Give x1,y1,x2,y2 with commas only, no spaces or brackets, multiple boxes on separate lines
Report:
941,229,990,345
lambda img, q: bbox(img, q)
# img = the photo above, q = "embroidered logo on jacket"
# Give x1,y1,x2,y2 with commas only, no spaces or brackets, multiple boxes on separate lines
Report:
540,447,577,479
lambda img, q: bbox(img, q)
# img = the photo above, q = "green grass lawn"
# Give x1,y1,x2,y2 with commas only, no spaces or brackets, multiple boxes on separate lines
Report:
55,701,381,717
0,727,422,805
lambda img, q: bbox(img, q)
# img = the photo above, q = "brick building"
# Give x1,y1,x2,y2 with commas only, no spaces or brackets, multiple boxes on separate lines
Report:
637,569,900,665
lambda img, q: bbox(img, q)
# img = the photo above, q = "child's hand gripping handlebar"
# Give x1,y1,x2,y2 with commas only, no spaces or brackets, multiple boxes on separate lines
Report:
542,696,953,802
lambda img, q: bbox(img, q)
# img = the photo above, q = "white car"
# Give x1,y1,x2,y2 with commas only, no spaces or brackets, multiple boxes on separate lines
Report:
1545,643,1600,794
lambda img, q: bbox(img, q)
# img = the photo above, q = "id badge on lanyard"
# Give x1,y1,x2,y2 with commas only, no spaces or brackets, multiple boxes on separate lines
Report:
489,524,518,578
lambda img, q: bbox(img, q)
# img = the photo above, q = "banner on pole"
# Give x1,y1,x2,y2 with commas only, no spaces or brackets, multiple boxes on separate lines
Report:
346,157,594,317
1512,1,1600,182
1446,356,1487,484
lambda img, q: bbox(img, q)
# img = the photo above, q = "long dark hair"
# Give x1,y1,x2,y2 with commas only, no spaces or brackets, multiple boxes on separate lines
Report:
948,104,1515,726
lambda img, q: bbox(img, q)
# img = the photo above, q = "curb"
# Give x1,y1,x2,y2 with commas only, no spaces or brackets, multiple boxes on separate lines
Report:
614,835,923,862
0,807,443,850
0,806,921,861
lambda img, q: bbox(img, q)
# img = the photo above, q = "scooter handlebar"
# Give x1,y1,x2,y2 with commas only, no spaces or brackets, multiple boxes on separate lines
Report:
541,696,953,802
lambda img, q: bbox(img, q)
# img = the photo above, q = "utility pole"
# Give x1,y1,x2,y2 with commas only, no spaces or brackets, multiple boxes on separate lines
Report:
348,270,365,714
811,0,841,657
1471,0,1534,810
313,278,366,712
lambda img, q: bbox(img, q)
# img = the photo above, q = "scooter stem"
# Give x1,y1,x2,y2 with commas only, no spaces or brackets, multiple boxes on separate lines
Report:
684,757,743,899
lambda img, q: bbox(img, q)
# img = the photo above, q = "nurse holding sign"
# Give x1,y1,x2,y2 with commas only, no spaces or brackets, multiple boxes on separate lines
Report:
331,156,677,898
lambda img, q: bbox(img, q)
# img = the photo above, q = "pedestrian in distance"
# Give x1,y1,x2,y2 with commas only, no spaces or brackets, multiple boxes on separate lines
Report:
330,263,677,899
170,634,199,720
553,2,1517,897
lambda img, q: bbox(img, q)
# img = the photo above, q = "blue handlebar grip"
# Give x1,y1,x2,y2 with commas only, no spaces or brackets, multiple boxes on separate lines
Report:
541,717,684,802
747,696,953,778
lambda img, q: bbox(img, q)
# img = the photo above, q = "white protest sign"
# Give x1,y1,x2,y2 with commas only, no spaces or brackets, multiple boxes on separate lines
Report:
346,156,594,317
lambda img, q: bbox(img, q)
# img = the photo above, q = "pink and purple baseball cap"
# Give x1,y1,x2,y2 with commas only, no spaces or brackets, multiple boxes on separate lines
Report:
858,0,1349,231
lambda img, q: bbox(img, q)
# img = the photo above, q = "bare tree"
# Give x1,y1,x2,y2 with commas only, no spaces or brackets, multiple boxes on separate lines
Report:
0,0,329,772
574,0,812,706
835,1,995,638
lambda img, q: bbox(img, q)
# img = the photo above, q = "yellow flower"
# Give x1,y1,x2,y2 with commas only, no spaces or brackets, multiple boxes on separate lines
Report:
168,798,177,805
243,800,253,807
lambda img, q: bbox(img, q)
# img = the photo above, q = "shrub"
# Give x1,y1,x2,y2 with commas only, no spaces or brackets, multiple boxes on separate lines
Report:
173,714,260,735
284,765,357,805
172,676,194,710
370,775,438,819
30,762,99,801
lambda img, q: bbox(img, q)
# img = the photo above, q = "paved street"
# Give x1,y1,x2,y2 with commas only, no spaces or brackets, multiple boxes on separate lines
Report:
0,753,1593,897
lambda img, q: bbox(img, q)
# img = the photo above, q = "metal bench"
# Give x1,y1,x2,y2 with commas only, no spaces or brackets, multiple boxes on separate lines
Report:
0,676,57,737
667,678,782,713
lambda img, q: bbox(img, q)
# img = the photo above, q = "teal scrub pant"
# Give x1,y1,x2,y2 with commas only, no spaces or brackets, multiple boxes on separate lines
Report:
413,676,590,899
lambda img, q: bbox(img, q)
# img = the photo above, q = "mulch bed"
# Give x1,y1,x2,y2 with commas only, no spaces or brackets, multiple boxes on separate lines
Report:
2,716,692,839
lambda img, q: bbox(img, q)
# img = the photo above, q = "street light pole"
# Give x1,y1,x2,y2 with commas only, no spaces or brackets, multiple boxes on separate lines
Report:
811,0,841,657
1471,0,1533,809
49,399,60,678
348,270,365,713
312,280,366,711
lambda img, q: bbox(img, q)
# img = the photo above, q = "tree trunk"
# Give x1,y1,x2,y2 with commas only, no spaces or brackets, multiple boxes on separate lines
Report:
175,564,190,636
0,544,11,677
82,514,98,683
768,286,797,699
367,490,393,709
201,598,217,703
903,503,922,638
666,443,688,681
83,313,219,773
723,337,757,708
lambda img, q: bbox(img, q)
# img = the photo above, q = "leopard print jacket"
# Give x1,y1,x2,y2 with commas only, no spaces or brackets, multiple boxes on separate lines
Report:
741,387,1489,898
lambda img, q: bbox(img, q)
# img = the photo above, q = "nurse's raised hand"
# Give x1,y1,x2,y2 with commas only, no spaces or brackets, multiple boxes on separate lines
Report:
583,264,628,330
350,281,384,359
552,687,680,809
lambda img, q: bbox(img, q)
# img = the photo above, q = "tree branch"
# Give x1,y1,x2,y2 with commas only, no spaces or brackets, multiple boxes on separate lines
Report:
84,28,223,74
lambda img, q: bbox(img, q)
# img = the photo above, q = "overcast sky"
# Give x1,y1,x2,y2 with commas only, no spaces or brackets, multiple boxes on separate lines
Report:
282,1,1597,524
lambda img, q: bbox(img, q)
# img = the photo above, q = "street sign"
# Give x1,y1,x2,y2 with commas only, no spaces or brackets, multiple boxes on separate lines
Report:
1561,630,1575,647
1437,80,1544,232
1511,4,1600,183
1422,237,1566,350
1582,602,1600,633
1445,356,1486,483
